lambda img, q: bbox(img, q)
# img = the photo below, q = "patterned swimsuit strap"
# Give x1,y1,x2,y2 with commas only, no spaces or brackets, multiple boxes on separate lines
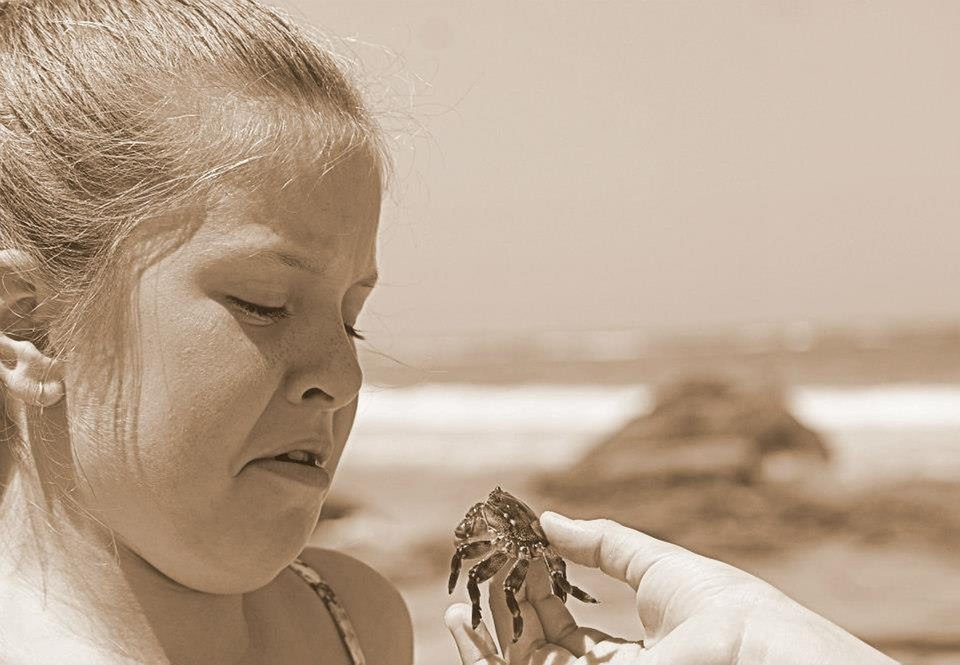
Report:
288,557,367,665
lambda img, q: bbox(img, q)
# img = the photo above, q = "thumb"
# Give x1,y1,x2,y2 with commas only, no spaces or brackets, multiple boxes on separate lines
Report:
445,603,507,664
539,511,691,591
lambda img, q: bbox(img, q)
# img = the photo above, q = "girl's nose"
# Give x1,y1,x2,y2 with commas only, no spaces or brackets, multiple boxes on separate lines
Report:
285,336,363,411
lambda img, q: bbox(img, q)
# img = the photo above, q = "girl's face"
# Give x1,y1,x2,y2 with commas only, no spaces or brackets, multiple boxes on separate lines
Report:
64,142,381,593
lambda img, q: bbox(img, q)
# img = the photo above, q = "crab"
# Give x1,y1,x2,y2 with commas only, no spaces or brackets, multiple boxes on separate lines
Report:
447,486,599,643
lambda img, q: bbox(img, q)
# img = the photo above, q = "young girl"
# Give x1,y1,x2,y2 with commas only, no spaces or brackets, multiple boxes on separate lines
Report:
0,1,903,664
0,1,410,663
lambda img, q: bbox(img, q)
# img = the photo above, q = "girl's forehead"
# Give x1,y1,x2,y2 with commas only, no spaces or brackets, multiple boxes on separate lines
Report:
144,99,383,260
164,91,383,204
192,147,381,276
210,141,381,228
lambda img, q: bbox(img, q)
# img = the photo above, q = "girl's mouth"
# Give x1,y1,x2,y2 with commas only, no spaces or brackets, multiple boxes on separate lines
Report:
273,450,321,468
248,455,331,491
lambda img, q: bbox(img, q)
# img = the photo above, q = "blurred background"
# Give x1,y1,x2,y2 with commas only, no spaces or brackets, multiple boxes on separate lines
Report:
277,1,960,663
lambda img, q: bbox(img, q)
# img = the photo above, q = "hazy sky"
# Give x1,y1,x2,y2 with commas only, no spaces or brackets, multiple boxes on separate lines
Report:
276,0,960,338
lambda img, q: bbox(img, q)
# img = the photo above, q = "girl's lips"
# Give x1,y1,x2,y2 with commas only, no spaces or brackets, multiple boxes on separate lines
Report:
246,457,331,491
273,450,320,466
258,438,332,467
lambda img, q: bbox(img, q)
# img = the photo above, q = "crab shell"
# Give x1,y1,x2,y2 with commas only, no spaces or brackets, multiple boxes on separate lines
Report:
455,486,545,544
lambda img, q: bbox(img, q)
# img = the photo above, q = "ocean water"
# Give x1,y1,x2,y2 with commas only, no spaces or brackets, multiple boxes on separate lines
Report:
342,383,960,483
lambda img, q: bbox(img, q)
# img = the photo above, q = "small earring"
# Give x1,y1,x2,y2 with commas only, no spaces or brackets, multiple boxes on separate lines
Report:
32,379,65,407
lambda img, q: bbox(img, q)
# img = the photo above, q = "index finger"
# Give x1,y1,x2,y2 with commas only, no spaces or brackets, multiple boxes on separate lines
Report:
489,557,613,660
538,512,699,591
521,559,620,657
487,562,548,661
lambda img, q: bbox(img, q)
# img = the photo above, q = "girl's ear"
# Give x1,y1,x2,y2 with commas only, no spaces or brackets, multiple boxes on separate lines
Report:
0,249,65,408
0,249,45,338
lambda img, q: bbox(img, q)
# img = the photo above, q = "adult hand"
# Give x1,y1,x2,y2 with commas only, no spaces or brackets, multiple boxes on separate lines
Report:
446,511,900,664
444,560,638,665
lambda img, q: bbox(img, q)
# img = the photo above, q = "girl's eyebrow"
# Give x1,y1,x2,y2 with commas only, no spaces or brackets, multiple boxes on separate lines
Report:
241,248,325,276
233,248,378,288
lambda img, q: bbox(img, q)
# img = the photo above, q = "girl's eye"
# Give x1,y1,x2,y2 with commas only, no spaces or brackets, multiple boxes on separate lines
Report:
227,296,366,340
226,296,290,322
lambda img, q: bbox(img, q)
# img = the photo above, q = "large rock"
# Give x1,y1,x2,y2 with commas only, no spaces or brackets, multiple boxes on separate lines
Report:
542,378,830,492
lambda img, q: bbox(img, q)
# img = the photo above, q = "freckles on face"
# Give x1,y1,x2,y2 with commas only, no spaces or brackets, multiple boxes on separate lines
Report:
69,144,381,586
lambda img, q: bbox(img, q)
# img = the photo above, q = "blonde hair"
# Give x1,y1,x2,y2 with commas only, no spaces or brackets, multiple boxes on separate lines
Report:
0,0,388,478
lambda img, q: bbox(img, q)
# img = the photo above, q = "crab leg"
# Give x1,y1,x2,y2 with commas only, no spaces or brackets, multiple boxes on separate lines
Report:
558,575,599,604
448,540,495,594
544,549,599,604
466,551,510,629
544,549,568,602
502,557,530,643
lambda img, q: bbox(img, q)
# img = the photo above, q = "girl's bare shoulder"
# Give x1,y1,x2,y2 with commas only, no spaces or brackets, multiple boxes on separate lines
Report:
287,547,413,665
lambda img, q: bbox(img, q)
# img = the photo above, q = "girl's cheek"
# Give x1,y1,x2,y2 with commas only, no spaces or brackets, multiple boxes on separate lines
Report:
152,295,268,393
133,314,275,469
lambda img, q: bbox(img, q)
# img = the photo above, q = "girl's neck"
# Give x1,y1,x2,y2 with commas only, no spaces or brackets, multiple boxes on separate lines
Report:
0,465,262,665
